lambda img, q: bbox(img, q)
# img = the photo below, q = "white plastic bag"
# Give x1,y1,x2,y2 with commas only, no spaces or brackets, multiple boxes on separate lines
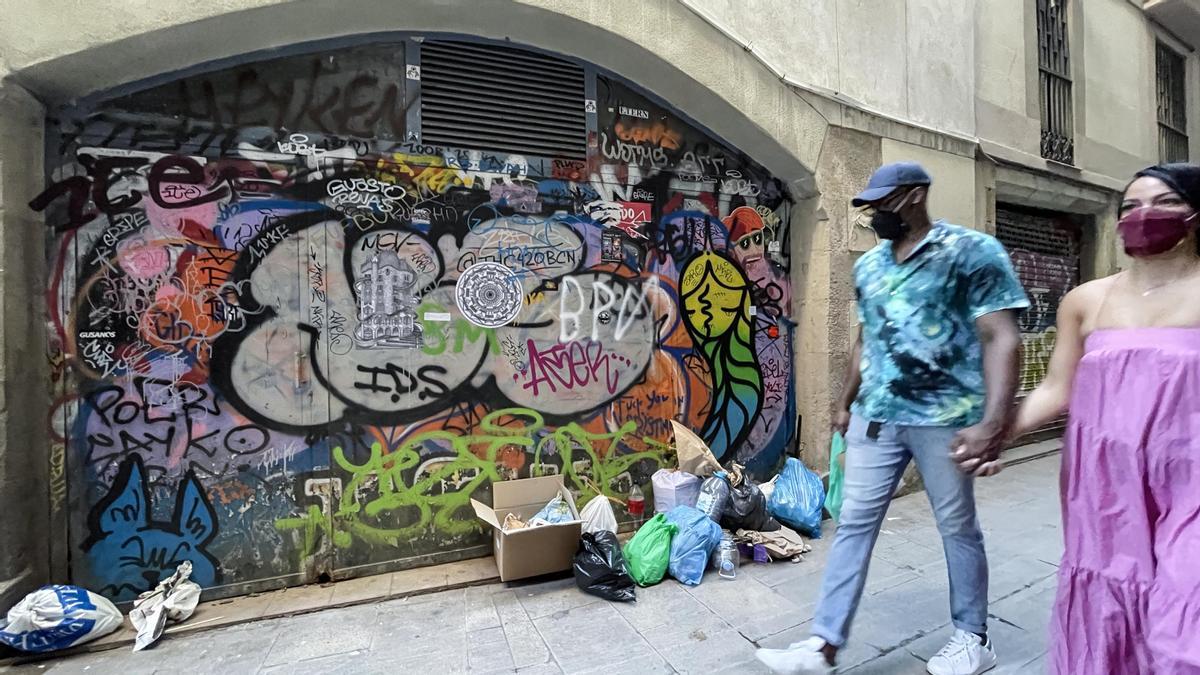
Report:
652,469,702,514
758,475,779,502
0,585,123,653
129,562,202,651
580,495,618,534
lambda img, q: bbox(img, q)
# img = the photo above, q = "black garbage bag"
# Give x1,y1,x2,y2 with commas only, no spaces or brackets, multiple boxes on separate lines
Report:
573,531,637,602
720,479,781,532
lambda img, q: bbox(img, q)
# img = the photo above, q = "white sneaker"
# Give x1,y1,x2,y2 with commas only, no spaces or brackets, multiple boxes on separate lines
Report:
755,637,835,674
925,629,997,675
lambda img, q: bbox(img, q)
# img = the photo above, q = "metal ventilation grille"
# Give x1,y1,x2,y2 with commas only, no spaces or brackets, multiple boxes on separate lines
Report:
420,40,587,159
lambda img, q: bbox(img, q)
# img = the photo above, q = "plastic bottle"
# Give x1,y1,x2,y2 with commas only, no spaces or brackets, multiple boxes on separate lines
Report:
695,471,731,522
627,484,646,526
714,534,739,580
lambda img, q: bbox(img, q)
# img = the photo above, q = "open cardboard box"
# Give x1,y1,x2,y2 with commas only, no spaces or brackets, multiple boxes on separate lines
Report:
471,475,583,582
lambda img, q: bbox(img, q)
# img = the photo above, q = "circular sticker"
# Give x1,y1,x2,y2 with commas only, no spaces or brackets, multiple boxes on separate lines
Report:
455,262,523,328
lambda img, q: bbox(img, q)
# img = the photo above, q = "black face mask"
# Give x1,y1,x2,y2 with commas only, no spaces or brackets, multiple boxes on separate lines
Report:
870,210,908,240
869,190,915,240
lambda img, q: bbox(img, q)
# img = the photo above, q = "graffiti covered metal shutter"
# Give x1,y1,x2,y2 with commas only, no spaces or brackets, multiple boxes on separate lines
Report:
420,40,587,159
997,206,1080,433
37,36,798,604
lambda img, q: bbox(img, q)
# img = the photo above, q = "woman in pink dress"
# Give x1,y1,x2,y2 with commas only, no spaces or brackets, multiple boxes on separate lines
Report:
974,163,1200,673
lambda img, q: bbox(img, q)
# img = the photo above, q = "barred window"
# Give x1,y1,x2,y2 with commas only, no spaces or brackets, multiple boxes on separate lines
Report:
1157,42,1189,164
1037,0,1073,165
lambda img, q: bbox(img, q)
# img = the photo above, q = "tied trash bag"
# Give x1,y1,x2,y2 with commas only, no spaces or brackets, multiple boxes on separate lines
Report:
651,469,702,514
573,531,636,602
827,433,847,522
0,585,122,653
580,495,618,535
768,457,826,538
665,506,722,585
622,513,679,586
129,561,202,651
720,476,780,532
529,494,574,526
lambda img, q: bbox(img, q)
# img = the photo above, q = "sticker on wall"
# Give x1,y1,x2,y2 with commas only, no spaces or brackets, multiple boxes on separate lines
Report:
618,105,650,120
353,252,424,349
601,231,624,263
584,99,597,113
406,65,421,80
455,262,523,328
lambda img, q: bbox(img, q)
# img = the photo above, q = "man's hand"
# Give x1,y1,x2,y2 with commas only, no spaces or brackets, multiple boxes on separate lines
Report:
973,459,1005,477
950,422,1005,475
832,409,851,436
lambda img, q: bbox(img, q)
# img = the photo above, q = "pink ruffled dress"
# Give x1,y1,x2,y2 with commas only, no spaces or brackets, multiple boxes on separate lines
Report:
1053,328,1200,674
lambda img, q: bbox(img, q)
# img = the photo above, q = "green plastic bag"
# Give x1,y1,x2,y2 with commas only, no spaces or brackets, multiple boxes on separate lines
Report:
622,513,679,587
827,432,847,522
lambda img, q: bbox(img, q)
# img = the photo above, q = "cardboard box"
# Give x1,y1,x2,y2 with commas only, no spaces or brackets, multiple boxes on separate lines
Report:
471,475,583,582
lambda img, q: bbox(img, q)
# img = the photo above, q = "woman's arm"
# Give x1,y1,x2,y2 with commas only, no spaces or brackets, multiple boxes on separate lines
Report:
970,283,1091,477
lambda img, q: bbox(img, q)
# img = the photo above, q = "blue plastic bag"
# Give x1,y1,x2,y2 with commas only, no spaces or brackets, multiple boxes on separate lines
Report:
530,495,574,525
767,457,826,538
665,505,723,585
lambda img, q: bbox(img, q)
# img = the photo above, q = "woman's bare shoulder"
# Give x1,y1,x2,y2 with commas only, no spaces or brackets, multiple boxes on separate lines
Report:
1064,275,1117,306
1059,275,1119,323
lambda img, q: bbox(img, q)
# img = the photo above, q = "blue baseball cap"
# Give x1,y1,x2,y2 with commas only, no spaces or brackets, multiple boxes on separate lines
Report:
851,161,932,206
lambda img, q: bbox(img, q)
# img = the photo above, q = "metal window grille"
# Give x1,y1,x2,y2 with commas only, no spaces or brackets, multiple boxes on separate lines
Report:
1157,42,1189,163
1037,0,1074,164
419,40,587,159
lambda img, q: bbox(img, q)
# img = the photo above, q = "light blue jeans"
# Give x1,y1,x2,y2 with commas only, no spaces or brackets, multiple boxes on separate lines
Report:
811,415,988,647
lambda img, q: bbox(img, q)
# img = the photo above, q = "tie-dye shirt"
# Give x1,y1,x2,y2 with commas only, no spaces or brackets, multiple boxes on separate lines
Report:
853,222,1029,427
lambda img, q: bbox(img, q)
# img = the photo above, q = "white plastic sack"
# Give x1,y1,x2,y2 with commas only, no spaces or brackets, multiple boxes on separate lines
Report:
129,562,201,652
0,585,123,653
580,495,618,534
759,475,779,502
652,469,702,515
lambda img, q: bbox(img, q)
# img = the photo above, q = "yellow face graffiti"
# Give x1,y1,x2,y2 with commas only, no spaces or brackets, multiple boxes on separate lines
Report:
680,252,748,339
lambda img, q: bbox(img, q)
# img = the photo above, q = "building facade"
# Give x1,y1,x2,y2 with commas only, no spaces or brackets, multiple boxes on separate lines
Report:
0,0,1193,606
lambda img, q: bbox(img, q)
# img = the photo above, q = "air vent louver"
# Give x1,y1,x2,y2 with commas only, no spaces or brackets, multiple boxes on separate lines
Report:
420,40,587,159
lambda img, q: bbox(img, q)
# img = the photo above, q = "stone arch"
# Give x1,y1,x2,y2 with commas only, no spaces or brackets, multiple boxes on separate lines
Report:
5,0,825,193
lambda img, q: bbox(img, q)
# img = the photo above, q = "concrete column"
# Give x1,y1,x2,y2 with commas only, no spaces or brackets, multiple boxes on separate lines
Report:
795,127,881,469
0,76,50,610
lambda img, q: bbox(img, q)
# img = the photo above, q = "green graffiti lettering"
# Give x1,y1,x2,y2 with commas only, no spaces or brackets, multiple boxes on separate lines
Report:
275,408,666,562
417,300,499,356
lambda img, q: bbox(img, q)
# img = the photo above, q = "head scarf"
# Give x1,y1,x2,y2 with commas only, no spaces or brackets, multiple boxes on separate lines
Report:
1133,163,1200,210
1131,163,1200,254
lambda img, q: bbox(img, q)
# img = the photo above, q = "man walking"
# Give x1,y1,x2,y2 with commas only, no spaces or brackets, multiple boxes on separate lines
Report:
757,162,1028,675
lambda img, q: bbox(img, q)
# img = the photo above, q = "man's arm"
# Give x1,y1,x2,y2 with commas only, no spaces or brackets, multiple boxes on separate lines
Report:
832,327,863,434
951,309,1022,472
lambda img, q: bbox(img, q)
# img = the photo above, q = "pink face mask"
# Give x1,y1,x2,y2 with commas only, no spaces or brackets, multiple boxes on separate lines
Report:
1117,207,1196,257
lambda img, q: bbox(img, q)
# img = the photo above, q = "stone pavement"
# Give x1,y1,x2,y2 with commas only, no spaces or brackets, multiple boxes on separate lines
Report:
7,454,1063,675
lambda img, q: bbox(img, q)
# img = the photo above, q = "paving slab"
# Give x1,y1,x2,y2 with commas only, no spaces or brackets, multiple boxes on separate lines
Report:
532,602,655,673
